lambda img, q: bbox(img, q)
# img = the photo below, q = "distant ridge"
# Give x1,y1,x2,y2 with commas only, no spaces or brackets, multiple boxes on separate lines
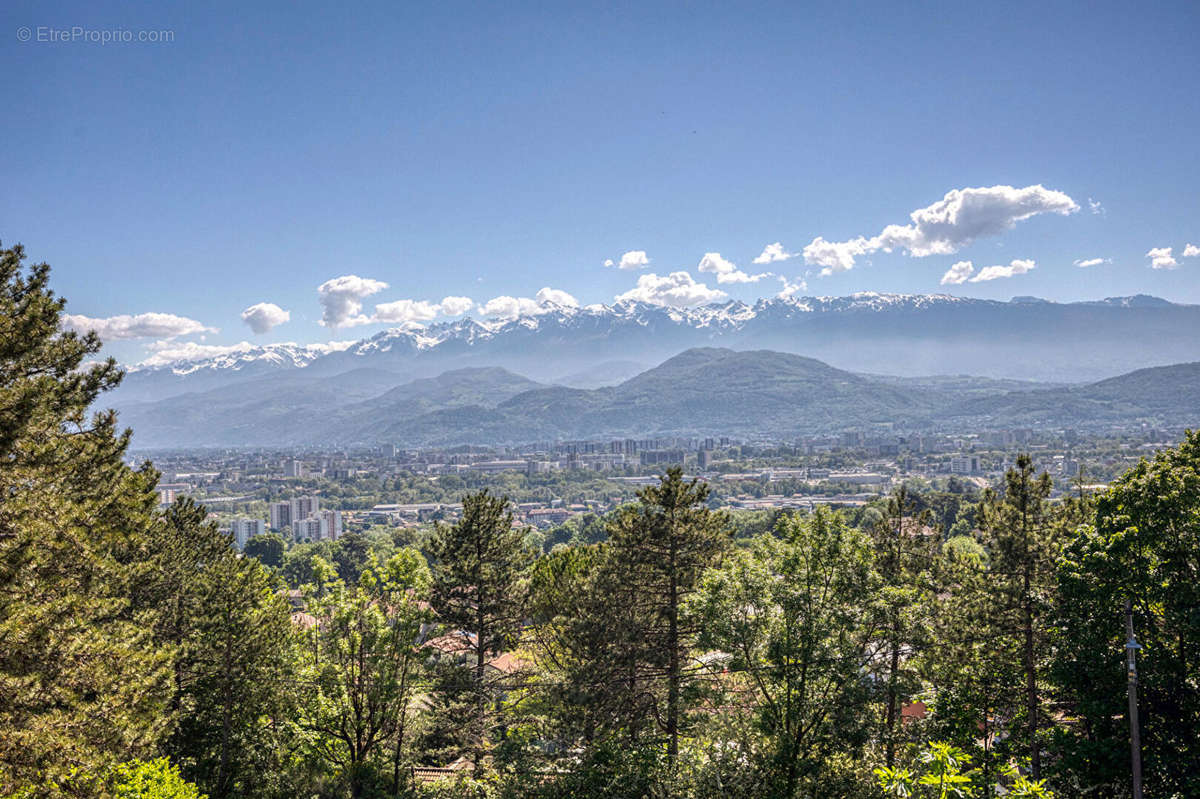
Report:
116,348,1200,450
108,292,1200,405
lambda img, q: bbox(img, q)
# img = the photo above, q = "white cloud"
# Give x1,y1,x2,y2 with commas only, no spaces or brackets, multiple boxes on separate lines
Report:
776,275,807,299
1146,247,1178,270
1183,244,1200,258
1073,257,1109,268
802,236,874,275
480,287,580,320
307,340,357,355
534,286,579,307
607,250,650,270
615,271,726,307
753,242,794,264
1088,198,1104,215
438,296,475,316
696,252,770,284
317,275,389,328
61,312,217,341
372,299,441,325
480,295,543,319
939,261,975,285
969,258,1036,282
371,295,476,326
240,302,290,334
803,184,1079,274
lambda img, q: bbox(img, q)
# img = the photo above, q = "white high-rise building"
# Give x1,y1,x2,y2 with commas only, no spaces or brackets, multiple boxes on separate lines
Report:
293,516,326,541
319,509,343,541
229,518,266,550
293,509,342,542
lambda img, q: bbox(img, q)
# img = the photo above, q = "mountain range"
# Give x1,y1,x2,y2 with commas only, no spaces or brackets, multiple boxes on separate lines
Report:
109,293,1200,408
114,347,1200,450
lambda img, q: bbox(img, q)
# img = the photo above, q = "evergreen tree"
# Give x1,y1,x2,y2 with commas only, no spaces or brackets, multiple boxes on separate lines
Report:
869,486,938,767
0,243,171,793
605,467,730,768
922,541,1018,792
979,455,1061,780
427,489,531,774
129,498,294,799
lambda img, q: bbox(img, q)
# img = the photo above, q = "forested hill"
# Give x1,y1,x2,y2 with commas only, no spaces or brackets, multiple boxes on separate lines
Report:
947,361,1200,425
113,348,1200,449
115,348,937,447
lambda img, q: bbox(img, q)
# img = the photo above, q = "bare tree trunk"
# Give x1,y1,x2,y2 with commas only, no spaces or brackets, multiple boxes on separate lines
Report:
475,604,487,777
391,657,410,795
885,634,901,767
1024,582,1039,778
217,626,234,798
666,538,680,768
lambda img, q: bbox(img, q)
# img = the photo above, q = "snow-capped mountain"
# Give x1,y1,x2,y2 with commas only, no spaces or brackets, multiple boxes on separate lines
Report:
131,341,350,376
110,293,1200,405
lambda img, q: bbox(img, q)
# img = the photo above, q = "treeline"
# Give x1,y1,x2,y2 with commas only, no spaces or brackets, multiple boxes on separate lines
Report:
3,245,1199,798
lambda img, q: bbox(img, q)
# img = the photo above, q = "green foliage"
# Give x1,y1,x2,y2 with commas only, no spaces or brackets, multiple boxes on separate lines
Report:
129,497,295,798
427,490,532,772
503,741,667,799
110,759,206,799
876,742,1055,798
0,243,171,791
605,467,730,766
242,533,285,568
870,487,939,767
976,455,1061,779
297,549,433,797
281,539,334,587
692,508,875,797
1053,429,1200,796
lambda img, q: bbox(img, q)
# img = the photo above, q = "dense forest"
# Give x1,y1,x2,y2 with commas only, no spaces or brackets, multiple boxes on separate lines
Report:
3,243,1198,798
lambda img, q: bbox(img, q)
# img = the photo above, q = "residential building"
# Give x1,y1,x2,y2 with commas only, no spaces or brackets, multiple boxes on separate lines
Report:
293,516,326,541
949,455,981,475
269,500,293,531
229,518,265,550
292,495,319,521
319,509,343,541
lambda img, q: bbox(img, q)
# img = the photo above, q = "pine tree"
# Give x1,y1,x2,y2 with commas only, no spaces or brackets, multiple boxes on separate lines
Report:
604,467,729,767
869,486,938,767
124,495,295,799
527,541,662,753
427,490,531,774
0,243,172,793
978,454,1061,780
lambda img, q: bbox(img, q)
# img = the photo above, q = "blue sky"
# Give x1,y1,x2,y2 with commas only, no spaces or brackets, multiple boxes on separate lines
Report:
3,0,1198,364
